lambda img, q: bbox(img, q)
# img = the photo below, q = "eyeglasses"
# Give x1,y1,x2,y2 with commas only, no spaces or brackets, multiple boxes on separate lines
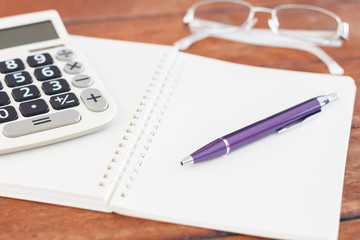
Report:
184,0,348,44
175,0,349,75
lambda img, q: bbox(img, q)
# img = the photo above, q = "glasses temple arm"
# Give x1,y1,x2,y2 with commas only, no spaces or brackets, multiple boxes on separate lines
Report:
215,30,344,75
175,30,344,75
174,32,210,50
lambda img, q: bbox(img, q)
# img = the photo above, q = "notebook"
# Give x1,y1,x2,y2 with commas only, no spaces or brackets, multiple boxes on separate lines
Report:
0,35,356,240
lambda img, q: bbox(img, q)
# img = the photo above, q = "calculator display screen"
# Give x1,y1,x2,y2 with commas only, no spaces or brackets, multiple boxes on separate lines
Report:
0,21,59,50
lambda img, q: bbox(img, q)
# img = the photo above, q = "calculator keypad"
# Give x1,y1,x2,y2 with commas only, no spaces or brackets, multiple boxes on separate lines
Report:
0,48,111,140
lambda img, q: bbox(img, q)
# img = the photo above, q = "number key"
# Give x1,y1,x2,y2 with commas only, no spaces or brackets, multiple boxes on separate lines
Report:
0,59,25,74
34,65,62,81
42,79,70,95
27,53,54,67
12,85,41,102
0,106,18,123
0,92,10,106
4,71,33,87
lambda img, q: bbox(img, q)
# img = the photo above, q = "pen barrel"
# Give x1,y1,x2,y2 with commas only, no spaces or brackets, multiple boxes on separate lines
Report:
225,98,321,150
191,138,228,164
190,98,321,164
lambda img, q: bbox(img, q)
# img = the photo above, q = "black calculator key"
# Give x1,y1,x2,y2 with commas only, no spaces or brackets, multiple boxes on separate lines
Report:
0,59,25,74
0,106,18,123
42,79,70,95
50,92,79,110
0,81,3,90
0,92,10,106
27,53,54,67
34,65,62,81
4,71,33,87
12,85,41,102
19,99,49,117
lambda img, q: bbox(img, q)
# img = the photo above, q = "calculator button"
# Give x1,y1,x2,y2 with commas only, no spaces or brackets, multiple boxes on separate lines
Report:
72,74,93,88
0,81,3,90
56,49,75,61
0,106,18,124
27,53,54,68
81,88,108,112
34,65,62,81
0,92,10,106
3,109,81,138
19,99,49,117
50,92,79,110
0,59,25,74
42,79,70,95
64,61,84,74
12,85,41,102
4,71,33,87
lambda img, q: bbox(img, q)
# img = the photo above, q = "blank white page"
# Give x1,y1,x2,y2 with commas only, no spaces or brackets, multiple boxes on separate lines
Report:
110,53,356,240
0,36,176,211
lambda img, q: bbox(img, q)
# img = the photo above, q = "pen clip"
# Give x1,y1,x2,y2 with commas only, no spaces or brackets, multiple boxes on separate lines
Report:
276,111,321,134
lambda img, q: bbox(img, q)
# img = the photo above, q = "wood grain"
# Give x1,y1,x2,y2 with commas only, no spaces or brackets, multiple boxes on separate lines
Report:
0,0,359,239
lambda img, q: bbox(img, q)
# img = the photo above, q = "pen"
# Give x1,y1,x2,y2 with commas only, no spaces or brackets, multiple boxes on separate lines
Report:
181,93,339,166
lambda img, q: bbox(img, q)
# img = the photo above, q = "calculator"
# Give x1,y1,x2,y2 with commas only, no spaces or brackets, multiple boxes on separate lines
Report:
0,10,117,154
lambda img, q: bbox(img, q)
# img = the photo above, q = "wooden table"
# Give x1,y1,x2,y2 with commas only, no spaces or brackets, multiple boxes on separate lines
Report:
0,0,359,239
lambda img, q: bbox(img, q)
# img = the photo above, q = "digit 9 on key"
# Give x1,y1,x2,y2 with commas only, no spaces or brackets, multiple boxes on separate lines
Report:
27,53,54,67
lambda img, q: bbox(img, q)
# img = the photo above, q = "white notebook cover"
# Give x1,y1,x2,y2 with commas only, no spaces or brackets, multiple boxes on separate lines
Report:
0,35,356,240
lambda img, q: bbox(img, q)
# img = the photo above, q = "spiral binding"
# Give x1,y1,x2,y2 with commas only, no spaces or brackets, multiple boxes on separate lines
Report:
100,49,184,204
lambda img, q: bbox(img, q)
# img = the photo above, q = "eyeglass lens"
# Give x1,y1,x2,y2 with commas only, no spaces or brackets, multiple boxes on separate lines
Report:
276,7,338,39
194,2,250,30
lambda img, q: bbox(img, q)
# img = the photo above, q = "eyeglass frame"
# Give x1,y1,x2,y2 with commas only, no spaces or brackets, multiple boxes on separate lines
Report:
183,0,349,45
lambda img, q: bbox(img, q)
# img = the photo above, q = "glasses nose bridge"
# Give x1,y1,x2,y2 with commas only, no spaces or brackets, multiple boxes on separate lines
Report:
245,6,274,30
251,6,273,14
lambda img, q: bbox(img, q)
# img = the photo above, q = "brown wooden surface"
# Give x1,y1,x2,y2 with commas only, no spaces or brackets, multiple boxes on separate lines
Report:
0,0,359,239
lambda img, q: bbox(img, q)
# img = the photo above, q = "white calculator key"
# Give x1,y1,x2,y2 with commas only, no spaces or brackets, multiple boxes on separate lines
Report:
72,74,93,88
56,48,76,61
81,88,108,112
64,61,84,74
3,109,81,138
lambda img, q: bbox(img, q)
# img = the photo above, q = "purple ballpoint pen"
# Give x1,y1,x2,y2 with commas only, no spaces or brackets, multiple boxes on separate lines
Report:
181,93,339,166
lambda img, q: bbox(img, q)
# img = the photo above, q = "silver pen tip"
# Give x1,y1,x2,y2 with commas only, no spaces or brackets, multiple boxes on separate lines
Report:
318,92,339,107
180,156,194,166
327,92,339,102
